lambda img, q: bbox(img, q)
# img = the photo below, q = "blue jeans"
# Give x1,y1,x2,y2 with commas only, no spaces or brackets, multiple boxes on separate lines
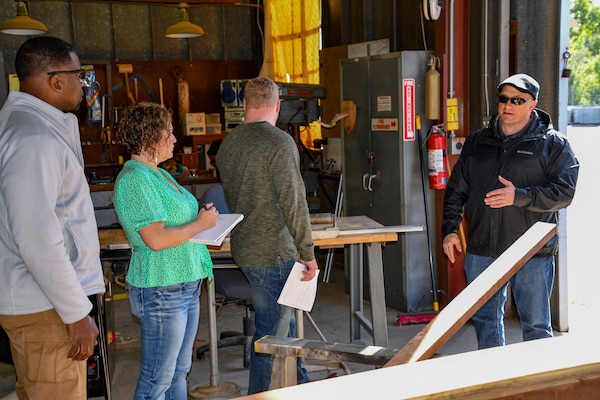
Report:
241,258,309,395
465,253,555,349
128,280,202,400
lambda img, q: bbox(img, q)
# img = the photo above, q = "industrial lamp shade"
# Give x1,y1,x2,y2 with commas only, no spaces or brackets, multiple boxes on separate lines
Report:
165,4,205,39
0,1,48,36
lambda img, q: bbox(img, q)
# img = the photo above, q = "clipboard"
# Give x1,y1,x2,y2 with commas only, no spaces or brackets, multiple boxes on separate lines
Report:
189,213,244,246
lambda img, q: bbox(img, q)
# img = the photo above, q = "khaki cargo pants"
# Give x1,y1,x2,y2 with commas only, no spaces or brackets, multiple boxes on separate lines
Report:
0,309,86,400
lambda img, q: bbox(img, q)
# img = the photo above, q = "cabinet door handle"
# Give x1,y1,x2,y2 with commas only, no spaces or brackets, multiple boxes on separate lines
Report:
362,173,370,191
368,174,375,191
367,172,380,192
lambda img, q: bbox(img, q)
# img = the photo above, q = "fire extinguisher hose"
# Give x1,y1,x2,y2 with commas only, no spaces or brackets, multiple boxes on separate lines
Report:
416,115,440,312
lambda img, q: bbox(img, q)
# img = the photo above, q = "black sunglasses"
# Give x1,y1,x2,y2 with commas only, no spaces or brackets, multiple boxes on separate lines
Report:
47,69,90,81
498,94,535,106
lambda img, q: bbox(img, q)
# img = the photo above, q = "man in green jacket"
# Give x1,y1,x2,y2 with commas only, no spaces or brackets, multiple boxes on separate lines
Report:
217,76,318,394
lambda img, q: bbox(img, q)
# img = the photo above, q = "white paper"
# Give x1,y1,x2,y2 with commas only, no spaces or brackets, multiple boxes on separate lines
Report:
189,213,244,246
277,262,320,312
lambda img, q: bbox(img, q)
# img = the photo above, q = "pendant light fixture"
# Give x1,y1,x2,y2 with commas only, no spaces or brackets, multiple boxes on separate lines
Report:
0,1,48,36
165,3,205,39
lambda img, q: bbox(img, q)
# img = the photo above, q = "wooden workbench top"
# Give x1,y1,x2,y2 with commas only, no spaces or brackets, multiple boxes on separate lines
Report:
98,229,128,248
97,215,414,251
90,175,219,192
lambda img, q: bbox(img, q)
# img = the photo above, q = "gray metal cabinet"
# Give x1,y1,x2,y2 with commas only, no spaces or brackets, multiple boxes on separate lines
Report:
340,51,437,312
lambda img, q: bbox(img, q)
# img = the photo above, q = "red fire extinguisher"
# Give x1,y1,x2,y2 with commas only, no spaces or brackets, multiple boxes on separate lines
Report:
427,126,448,189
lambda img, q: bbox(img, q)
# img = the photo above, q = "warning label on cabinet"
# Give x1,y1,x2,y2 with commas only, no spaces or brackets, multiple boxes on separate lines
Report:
371,118,399,131
377,95,392,112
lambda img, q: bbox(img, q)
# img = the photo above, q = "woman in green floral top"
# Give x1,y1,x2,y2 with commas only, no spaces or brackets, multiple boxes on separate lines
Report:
113,102,218,399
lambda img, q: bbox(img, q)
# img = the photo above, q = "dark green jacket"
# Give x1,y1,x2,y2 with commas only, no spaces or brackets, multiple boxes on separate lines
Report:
216,121,314,267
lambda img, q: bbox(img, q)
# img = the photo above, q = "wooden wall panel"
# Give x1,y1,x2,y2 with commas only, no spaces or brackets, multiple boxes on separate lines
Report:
109,59,257,141
319,45,347,139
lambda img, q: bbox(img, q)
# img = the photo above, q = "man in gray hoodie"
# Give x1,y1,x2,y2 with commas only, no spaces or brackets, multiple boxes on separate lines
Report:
0,36,105,399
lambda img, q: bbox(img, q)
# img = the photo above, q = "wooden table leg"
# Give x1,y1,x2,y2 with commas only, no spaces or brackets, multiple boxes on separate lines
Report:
269,354,297,390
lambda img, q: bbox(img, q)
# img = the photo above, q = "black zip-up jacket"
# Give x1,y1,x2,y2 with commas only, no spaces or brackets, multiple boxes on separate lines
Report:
442,109,579,258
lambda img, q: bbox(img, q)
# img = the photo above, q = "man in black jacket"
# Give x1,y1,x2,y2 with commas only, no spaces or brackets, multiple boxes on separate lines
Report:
442,73,579,349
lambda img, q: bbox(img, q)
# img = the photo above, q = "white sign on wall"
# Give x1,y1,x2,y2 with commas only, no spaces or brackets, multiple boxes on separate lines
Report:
377,95,392,112
371,118,399,131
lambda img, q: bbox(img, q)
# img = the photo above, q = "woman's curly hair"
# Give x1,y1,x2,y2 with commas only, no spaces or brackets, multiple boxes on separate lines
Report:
117,102,172,156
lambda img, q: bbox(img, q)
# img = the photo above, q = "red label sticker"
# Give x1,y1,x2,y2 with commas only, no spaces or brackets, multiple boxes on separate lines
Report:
403,79,415,141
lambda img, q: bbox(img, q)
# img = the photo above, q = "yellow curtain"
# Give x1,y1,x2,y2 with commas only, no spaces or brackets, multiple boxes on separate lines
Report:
263,0,322,148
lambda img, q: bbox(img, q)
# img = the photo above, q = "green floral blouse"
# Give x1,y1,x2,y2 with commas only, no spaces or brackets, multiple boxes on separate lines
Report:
113,160,213,288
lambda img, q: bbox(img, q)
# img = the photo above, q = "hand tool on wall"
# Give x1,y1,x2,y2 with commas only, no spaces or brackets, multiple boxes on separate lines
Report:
133,77,139,102
159,78,164,105
100,94,113,163
117,64,136,104
172,67,190,133
112,72,157,103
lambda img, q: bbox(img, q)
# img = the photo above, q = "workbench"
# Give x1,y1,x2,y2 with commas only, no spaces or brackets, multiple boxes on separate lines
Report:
98,215,422,347
313,216,422,347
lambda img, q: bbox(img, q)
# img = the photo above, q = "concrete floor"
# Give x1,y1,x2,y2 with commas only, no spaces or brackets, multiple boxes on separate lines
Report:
0,124,597,399
0,259,491,400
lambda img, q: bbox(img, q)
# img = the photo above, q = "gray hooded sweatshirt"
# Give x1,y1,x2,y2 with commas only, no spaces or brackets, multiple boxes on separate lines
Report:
0,91,104,324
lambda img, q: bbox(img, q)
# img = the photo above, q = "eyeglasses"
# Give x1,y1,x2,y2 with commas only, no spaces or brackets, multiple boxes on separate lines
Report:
47,69,90,81
498,94,535,106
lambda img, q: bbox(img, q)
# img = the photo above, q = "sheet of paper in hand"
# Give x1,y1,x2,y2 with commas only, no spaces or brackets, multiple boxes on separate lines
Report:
277,262,320,312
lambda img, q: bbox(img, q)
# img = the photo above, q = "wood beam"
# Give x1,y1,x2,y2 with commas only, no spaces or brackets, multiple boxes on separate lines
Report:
385,221,557,366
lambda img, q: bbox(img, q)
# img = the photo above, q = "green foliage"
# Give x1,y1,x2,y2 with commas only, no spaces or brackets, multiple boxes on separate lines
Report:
570,0,600,105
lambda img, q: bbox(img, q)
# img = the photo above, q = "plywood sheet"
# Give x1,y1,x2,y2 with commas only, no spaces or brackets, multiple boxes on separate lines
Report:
385,221,557,366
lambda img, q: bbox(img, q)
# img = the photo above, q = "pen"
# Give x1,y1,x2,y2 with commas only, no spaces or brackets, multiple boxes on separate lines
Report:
202,202,214,211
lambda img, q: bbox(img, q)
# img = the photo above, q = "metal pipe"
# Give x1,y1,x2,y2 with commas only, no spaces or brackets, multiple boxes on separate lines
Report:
390,0,398,52
484,0,490,117
448,0,455,98
206,278,220,387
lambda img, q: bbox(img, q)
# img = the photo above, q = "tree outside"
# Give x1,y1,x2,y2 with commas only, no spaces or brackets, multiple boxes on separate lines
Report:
570,0,600,105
